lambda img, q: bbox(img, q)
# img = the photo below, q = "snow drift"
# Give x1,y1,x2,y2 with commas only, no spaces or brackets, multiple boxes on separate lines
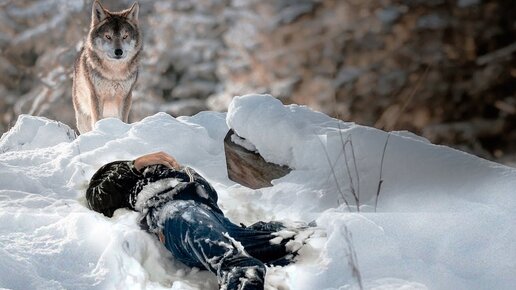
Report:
0,94,514,290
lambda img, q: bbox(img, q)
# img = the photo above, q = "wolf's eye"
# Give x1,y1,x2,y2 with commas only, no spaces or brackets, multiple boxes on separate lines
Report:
105,34,112,40
123,34,128,40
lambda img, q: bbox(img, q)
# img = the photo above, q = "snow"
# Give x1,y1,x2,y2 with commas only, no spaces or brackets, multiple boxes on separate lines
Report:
230,134,257,152
1,94,515,290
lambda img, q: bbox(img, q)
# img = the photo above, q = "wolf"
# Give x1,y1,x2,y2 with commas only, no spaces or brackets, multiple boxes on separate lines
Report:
72,0,141,134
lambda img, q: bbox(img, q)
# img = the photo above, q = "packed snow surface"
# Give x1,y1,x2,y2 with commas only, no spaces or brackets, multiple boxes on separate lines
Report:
1,94,515,290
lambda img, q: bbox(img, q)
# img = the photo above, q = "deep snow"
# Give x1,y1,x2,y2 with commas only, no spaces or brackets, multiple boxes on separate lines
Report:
0,94,515,290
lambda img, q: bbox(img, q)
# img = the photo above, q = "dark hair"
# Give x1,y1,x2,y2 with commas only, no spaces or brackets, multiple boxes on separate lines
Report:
86,161,132,217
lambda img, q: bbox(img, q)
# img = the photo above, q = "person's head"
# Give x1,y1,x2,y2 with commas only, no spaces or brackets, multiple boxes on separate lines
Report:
86,162,131,217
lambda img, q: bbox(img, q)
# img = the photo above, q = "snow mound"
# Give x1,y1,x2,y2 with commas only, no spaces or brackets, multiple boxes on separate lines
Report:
1,94,515,290
228,94,516,213
0,114,75,153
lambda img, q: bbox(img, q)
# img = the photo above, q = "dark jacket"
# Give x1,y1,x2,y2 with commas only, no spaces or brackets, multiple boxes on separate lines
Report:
86,161,222,233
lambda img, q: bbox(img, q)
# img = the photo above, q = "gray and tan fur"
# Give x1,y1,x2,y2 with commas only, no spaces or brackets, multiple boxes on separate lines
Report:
73,0,142,134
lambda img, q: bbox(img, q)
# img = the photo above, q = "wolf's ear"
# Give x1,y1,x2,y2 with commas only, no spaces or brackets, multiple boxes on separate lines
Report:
126,2,139,24
91,0,108,26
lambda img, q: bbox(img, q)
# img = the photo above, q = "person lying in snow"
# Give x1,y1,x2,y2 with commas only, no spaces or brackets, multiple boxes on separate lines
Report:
86,151,310,290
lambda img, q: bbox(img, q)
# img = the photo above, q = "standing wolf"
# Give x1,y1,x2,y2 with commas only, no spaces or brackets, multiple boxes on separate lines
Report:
73,1,141,134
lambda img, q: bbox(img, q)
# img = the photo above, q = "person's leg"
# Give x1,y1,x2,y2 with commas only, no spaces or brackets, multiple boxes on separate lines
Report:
218,219,301,266
161,201,266,290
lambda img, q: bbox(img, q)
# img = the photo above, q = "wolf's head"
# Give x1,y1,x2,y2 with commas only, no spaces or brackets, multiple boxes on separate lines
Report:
88,1,141,61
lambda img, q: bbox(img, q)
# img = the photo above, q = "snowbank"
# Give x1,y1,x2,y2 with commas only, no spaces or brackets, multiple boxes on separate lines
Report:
1,94,514,290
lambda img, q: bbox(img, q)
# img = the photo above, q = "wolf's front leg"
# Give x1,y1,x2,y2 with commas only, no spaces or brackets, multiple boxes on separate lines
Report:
122,93,133,123
90,94,102,130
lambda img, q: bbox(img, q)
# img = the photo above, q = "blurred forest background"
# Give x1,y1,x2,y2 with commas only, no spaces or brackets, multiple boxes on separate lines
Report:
0,0,515,163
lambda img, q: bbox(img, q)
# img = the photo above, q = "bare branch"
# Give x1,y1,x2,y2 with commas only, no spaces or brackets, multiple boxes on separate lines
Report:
343,225,363,290
375,132,391,211
316,133,352,211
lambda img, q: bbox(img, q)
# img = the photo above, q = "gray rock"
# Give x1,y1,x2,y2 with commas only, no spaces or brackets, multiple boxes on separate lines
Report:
270,77,301,98
417,13,450,29
402,0,445,7
184,63,218,82
171,81,218,99
376,70,407,96
335,67,363,88
376,6,407,24
161,99,209,117
457,0,481,8
276,2,318,24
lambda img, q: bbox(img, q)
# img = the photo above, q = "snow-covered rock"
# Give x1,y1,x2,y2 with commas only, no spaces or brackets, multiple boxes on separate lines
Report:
0,94,514,289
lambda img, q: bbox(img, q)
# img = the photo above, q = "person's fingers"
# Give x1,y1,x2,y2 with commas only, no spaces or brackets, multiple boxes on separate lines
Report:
158,159,172,168
135,152,180,170
162,155,178,168
166,157,179,169
159,159,176,169
167,161,177,169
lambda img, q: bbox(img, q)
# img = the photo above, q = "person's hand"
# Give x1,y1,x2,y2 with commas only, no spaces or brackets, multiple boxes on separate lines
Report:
133,151,181,172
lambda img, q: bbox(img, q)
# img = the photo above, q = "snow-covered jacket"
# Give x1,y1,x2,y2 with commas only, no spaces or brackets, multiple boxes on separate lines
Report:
86,161,223,233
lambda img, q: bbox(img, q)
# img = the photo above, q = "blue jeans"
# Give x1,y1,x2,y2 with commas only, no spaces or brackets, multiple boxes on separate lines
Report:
161,200,293,290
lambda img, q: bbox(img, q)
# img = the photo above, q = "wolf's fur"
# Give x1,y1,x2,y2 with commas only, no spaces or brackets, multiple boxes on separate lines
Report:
72,0,141,134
